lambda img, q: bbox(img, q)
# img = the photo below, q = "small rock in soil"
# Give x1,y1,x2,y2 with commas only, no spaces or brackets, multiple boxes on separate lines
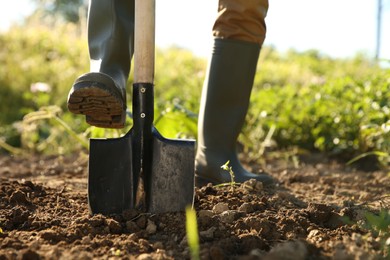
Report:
146,220,157,235
198,209,213,218
136,215,147,229
200,226,217,240
9,190,30,205
81,236,91,244
213,203,229,214
19,249,40,260
106,219,122,234
307,203,332,224
238,202,254,213
264,240,307,260
241,179,263,193
220,210,241,224
40,230,64,243
126,221,140,233
239,234,268,252
88,214,105,227
9,205,30,227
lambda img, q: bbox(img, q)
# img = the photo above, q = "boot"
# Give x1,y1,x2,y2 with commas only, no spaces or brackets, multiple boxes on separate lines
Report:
67,0,134,128
195,38,274,186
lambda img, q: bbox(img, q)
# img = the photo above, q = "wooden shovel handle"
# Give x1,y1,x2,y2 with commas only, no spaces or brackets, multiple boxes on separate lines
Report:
134,0,155,84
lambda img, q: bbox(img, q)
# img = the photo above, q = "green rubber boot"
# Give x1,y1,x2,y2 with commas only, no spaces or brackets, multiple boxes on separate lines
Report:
67,0,134,128
195,38,274,186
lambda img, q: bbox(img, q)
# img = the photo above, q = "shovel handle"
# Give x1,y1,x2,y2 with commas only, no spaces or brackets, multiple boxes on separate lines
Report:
134,0,155,84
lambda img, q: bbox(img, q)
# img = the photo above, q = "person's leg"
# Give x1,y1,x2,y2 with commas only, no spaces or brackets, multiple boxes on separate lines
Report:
195,0,273,186
212,0,268,45
67,0,135,128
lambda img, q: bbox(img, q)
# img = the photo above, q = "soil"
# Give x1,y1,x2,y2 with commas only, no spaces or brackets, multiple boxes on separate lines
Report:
0,152,389,260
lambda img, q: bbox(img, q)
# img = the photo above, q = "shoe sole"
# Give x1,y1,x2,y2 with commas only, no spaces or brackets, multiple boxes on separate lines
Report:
67,82,126,129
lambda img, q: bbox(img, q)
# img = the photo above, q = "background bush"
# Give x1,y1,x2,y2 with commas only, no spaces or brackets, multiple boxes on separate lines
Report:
0,22,389,168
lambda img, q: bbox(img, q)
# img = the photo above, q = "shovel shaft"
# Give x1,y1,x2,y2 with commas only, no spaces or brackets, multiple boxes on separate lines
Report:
133,0,156,210
132,83,154,210
134,0,155,84
133,83,154,134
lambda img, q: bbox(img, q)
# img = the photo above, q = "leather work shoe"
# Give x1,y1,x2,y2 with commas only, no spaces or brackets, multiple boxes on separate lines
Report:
67,72,127,128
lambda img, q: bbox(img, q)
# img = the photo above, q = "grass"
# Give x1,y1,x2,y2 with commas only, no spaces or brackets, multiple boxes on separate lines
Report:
363,209,390,258
220,160,237,190
185,206,200,260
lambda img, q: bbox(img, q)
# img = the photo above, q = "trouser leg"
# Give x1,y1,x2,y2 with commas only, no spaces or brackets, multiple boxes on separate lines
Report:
213,0,268,45
88,0,135,89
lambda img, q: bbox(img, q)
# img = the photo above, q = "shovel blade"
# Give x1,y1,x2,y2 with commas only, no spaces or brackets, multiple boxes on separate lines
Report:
148,129,195,213
88,128,195,215
88,134,133,215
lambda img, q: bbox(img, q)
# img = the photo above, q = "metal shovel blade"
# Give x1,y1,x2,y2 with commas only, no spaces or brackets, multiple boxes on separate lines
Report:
88,133,133,215
148,128,195,213
88,126,195,215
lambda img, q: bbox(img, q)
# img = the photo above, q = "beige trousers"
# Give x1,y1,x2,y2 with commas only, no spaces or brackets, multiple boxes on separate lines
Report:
213,0,269,45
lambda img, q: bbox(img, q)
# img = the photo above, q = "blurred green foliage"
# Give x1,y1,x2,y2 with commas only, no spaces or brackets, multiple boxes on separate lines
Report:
0,23,88,124
32,0,87,23
0,22,389,168
244,47,390,166
363,209,390,258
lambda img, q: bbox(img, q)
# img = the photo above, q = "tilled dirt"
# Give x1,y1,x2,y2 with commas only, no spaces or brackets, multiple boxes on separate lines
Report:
0,153,389,259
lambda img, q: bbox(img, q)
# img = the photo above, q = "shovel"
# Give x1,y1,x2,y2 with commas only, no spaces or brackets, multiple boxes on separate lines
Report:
87,0,195,215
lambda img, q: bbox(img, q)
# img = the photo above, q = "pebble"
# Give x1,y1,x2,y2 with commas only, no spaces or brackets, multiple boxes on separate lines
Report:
146,220,157,235
264,241,307,260
9,190,29,205
81,236,91,244
126,221,140,233
238,202,254,213
198,209,214,218
213,203,229,214
220,210,240,224
19,249,40,260
106,219,122,234
136,215,147,229
242,179,263,193
153,241,164,250
88,214,105,227
307,229,321,239
136,253,153,260
200,227,217,239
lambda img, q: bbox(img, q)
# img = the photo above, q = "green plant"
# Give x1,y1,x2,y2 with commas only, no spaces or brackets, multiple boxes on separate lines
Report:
220,160,238,190
244,55,390,167
363,209,390,258
185,206,200,260
20,106,88,154
347,151,389,166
